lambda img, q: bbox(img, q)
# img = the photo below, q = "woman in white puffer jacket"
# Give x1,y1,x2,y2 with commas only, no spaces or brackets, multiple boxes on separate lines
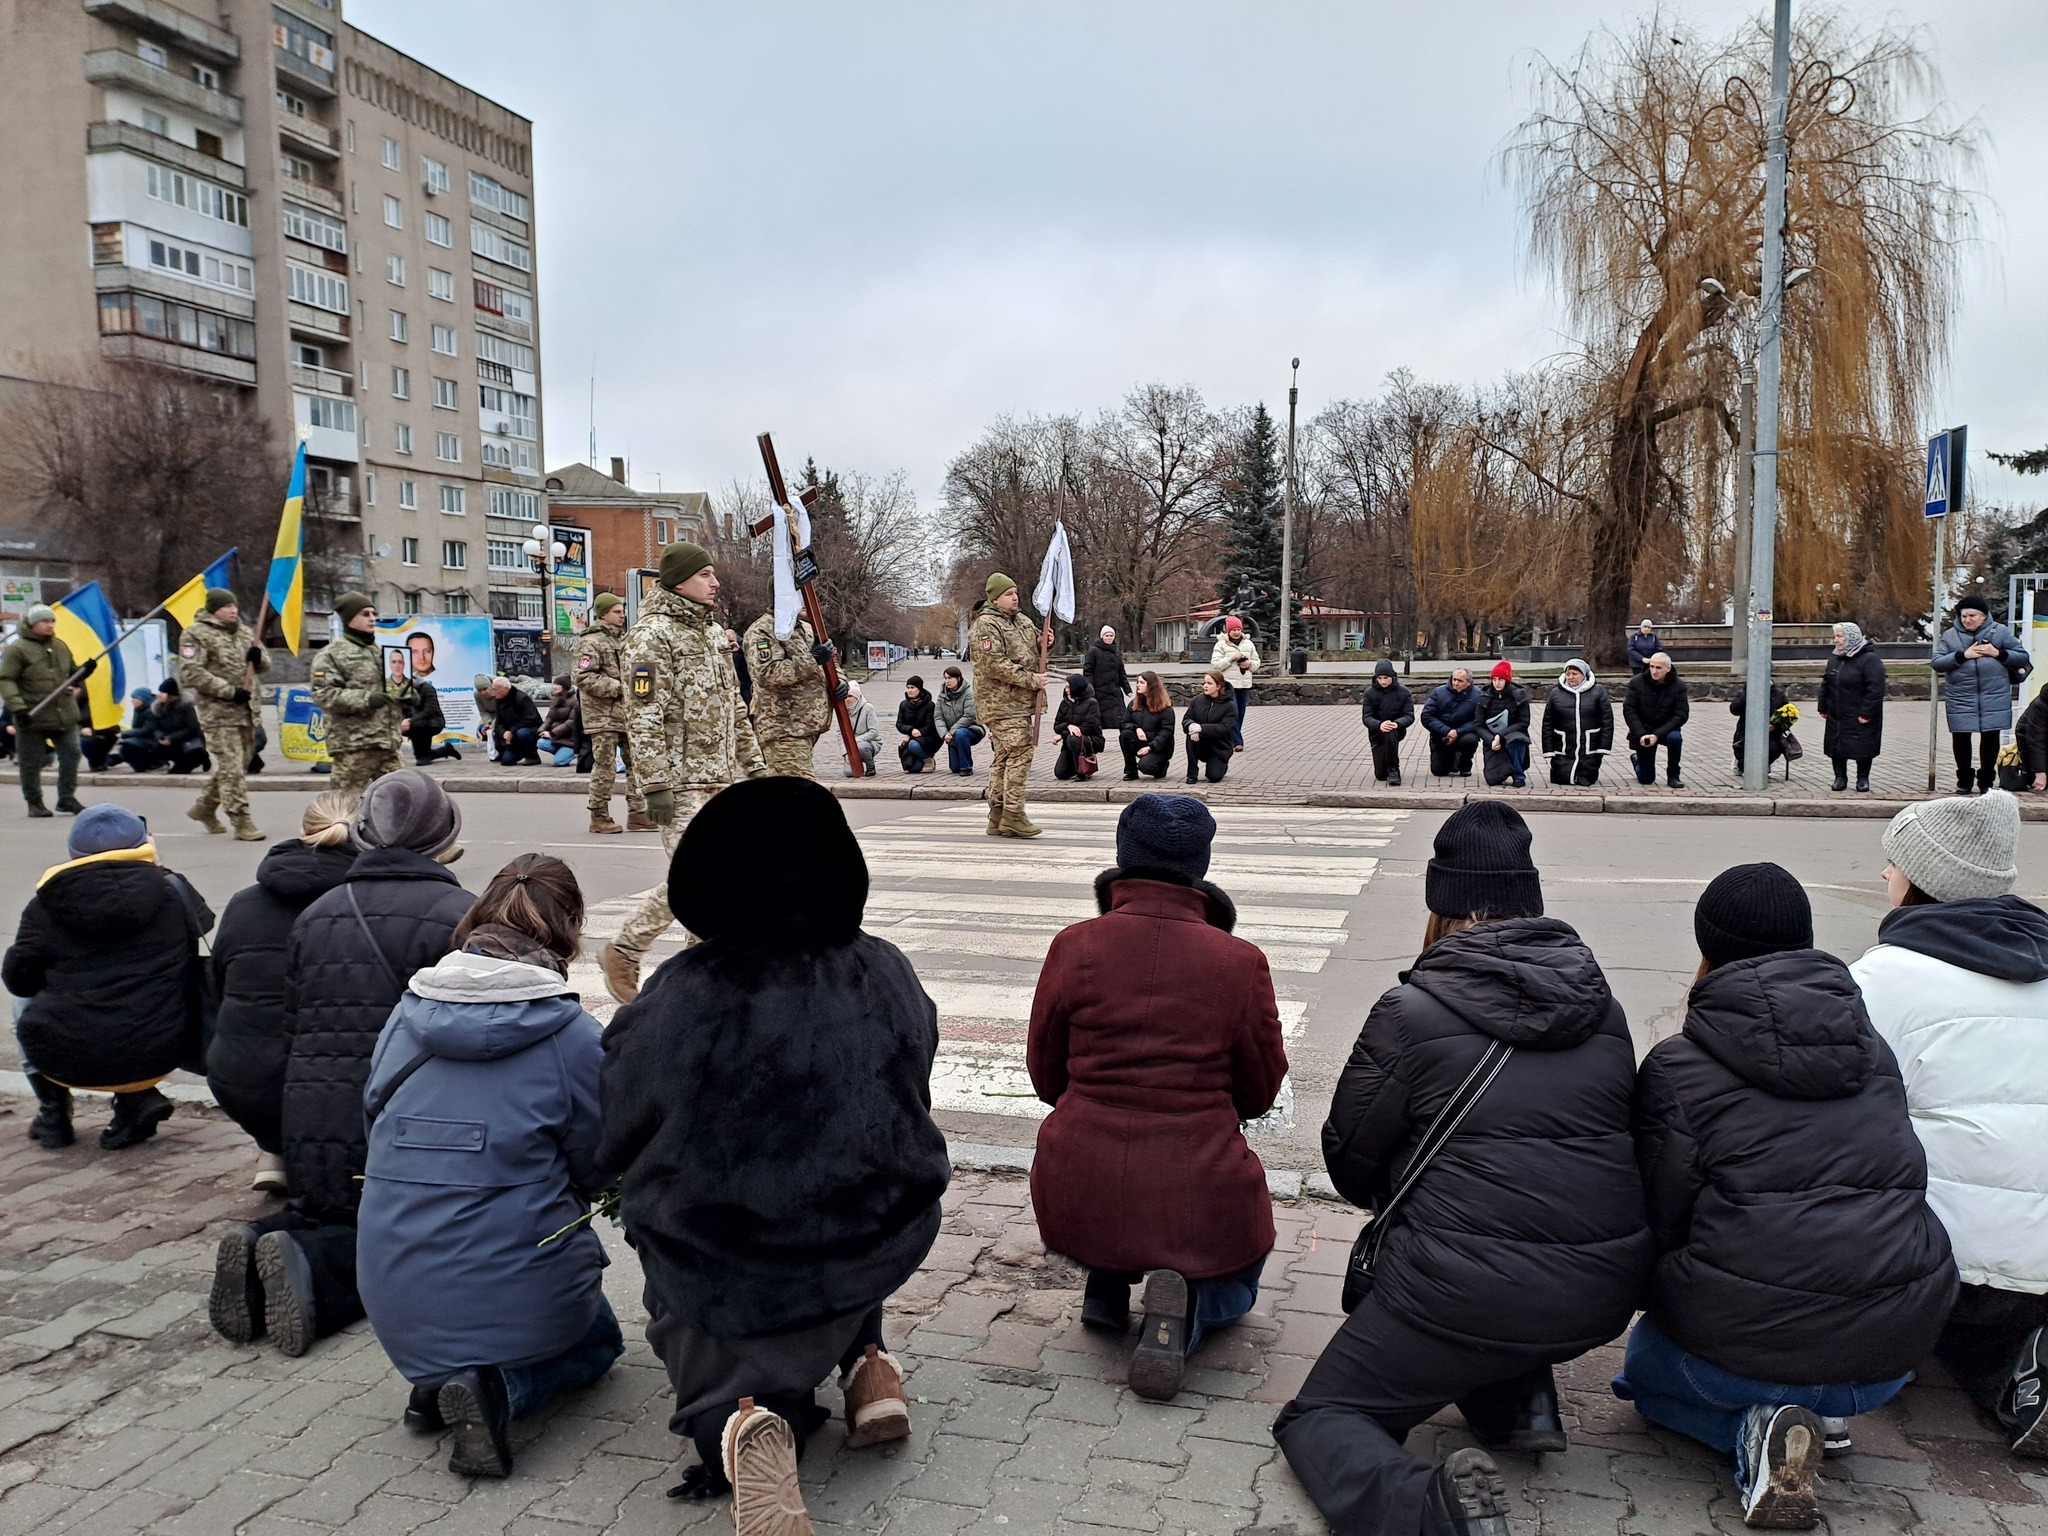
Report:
1850,788,2048,1460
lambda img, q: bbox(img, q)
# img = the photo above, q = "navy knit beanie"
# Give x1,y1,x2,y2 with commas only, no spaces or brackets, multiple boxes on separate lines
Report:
1116,794,1216,884
69,803,149,858
1426,801,1542,919
1694,862,1812,968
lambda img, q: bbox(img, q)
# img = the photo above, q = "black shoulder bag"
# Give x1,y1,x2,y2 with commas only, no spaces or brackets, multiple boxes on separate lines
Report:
1341,1039,1513,1312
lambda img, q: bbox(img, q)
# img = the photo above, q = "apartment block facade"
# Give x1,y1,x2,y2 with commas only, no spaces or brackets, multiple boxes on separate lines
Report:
0,0,543,631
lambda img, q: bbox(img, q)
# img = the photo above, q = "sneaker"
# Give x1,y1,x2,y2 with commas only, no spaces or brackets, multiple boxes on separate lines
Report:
1422,1447,1511,1535
1736,1403,1823,1529
208,1224,266,1344
403,1384,445,1433
1126,1269,1189,1402
438,1366,513,1477
100,1088,173,1149
1819,1417,1852,1457
251,1152,288,1195
722,1399,814,1536
2002,1326,2047,1458
840,1343,911,1448
600,942,640,1006
253,1229,317,1357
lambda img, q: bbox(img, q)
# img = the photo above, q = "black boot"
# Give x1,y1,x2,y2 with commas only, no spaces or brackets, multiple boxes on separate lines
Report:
1466,1373,1568,1454
26,1073,73,1148
1127,1269,1190,1402
56,796,85,815
1423,1448,1511,1535
1856,774,1871,793
100,1087,173,1149
404,1384,446,1433
1831,770,1848,792
209,1224,267,1344
1081,1271,1132,1334
254,1229,317,1357
438,1366,513,1476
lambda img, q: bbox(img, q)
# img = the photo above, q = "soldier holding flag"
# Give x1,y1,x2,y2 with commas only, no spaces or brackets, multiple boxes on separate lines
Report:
968,574,1049,838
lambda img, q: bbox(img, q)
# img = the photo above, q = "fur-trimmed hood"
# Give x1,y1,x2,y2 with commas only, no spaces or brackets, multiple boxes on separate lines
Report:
1094,868,1236,932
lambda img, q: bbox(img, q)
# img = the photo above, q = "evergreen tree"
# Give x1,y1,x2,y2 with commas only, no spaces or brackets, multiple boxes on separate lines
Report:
1215,403,1293,638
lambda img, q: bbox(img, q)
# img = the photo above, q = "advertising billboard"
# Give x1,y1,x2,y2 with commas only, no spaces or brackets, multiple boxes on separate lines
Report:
277,615,496,758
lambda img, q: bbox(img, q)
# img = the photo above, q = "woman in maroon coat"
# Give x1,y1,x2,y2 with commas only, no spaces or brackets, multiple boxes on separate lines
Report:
1027,794,1288,1402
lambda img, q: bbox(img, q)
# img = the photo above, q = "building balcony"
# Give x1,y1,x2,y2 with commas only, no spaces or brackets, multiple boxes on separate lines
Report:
86,120,245,186
287,301,348,341
278,115,337,159
83,0,239,67
278,176,341,216
100,331,257,385
274,50,335,100
83,49,243,126
291,362,351,396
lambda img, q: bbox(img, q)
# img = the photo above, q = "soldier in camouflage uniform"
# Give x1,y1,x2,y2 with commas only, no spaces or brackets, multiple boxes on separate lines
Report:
743,608,836,779
310,592,414,797
178,587,270,841
968,572,1049,838
574,593,650,834
599,543,767,1004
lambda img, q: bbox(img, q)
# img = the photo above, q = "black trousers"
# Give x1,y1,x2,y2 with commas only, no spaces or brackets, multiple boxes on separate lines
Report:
1367,727,1405,781
679,1305,883,1475
1185,737,1230,783
1426,735,1476,777
1830,755,1874,782
1120,729,1171,778
1952,731,2000,790
1934,1282,2048,1417
1053,737,1100,780
249,1211,364,1339
1274,1297,1562,1536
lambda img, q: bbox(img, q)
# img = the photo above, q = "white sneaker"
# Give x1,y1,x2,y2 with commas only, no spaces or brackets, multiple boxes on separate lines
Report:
1737,1404,1823,1529
251,1152,288,1195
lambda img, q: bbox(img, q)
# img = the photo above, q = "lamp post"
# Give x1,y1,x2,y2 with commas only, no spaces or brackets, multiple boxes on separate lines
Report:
522,522,566,673
1279,357,1300,673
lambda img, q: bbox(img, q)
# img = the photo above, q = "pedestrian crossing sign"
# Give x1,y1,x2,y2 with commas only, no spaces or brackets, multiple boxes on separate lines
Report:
1925,426,1966,518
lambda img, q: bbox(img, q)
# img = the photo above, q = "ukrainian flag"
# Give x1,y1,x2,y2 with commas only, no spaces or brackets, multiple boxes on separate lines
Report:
50,581,125,730
266,444,307,654
163,549,238,630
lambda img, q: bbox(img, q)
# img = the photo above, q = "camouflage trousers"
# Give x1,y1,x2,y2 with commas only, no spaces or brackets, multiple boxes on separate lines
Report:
987,717,1034,815
759,733,821,780
193,721,253,823
614,787,716,959
329,745,402,799
585,728,645,815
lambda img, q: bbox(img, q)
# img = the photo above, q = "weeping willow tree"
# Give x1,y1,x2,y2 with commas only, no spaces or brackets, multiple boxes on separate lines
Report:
1507,8,1978,663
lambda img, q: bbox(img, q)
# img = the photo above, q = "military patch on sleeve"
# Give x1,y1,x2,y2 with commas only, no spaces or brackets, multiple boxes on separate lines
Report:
980,637,993,650
755,637,773,659
577,655,595,670
630,663,653,698
180,645,196,658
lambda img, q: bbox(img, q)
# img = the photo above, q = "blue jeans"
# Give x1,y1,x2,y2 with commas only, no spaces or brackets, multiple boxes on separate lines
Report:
947,725,979,772
501,1296,625,1420
1087,1258,1265,1353
1611,1315,1908,1458
1231,688,1250,746
1633,730,1682,785
901,737,930,773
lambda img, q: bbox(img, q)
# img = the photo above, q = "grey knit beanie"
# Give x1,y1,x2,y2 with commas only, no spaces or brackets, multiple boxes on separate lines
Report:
352,769,462,859
1882,789,2020,903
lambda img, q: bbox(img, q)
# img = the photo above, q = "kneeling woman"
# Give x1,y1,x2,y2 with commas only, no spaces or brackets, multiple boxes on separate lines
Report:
1183,671,1236,783
600,778,951,1520
357,854,620,1478
1028,795,1287,1402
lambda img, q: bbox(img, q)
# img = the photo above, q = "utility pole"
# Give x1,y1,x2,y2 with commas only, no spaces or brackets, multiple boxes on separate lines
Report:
1279,358,1299,672
1741,0,1792,792
1729,366,1756,676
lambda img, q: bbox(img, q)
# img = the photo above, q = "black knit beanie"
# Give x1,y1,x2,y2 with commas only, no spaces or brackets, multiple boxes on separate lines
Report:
1117,793,1216,884
1694,862,1812,969
1425,801,1542,919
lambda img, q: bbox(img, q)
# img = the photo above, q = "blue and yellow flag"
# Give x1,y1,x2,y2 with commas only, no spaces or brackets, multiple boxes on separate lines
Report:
266,444,306,654
50,580,126,730
163,549,238,630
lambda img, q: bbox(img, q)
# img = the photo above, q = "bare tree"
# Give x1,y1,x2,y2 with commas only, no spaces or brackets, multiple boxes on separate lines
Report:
1082,384,1227,640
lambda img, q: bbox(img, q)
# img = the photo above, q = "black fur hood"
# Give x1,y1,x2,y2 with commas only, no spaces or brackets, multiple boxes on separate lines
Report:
1094,868,1236,933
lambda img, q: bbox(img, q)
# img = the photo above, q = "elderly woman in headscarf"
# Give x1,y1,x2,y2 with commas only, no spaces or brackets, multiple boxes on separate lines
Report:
599,777,950,1524
1539,660,1612,787
1818,621,1887,794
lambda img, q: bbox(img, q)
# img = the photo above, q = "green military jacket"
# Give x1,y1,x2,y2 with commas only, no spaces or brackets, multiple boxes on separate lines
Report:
178,614,269,729
572,622,631,734
0,632,81,732
743,611,830,747
624,587,765,792
968,603,1042,724
310,629,410,754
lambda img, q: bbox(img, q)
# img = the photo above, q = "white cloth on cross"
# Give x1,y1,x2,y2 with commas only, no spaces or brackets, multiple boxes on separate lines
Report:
771,495,813,639
1034,520,1075,624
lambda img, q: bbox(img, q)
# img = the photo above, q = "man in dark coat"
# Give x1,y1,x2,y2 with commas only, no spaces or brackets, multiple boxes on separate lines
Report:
1615,863,1956,1529
1818,621,1885,791
149,679,209,774
1623,652,1690,788
1360,660,1413,785
1419,668,1478,778
403,678,462,764
1276,803,1653,1536
599,777,949,1512
487,677,543,765
1082,626,1131,731
207,771,473,1358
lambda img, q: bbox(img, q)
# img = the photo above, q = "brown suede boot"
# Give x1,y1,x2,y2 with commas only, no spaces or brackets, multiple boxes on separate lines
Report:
626,811,658,832
722,1400,813,1536
840,1344,911,1448
589,814,623,835
600,942,640,1005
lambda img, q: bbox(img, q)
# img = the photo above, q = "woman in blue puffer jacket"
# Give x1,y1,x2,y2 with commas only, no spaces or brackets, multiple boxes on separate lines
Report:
1934,597,2030,795
357,853,618,1480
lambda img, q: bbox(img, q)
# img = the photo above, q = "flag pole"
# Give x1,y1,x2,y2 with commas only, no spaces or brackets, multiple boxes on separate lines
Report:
24,601,173,720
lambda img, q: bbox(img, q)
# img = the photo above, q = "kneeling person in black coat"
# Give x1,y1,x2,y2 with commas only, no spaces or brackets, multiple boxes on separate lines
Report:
1361,660,1413,785
1120,671,1175,780
1052,672,1103,780
1183,671,1235,784
1613,863,1956,1530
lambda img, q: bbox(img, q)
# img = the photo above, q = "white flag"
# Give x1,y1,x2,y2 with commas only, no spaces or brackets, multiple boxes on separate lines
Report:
770,495,813,639
1033,521,1075,623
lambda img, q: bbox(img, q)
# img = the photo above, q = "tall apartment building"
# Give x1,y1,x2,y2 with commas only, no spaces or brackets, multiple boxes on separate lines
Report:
0,0,543,631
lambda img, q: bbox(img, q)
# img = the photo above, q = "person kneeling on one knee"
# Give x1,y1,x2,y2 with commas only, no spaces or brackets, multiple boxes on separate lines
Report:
1613,863,1956,1530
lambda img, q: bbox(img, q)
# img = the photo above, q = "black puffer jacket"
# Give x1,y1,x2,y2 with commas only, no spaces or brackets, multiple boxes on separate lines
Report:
1634,950,1956,1384
206,839,359,1154
1184,689,1235,751
5,855,212,1089
280,847,474,1221
1053,675,1104,753
1361,672,1414,732
1123,702,1176,765
1323,917,1652,1354
1082,640,1130,729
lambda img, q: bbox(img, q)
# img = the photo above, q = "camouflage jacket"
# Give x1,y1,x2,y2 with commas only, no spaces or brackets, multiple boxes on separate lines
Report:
968,603,1042,723
624,587,765,791
743,612,831,746
178,614,268,728
310,630,410,753
572,622,631,733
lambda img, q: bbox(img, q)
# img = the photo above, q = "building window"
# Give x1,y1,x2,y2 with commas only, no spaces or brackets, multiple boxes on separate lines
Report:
277,89,308,117
344,119,355,153
385,253,405,285
401,536,419,565
380,136,400,171
391,366,410,399
475,331,535,372
382,194,403,229
432,377,458,409
394,424,413,455
400,590,421,614
421,156,450,195
444,592,470,615
147,236,255,294
191,62,219,90
430,324,457,356
427,268,454,301
364,471,377,506
440,484,465,514
283,202,347,252
487,537,525,570
478,385,535,440
146,165,248,227
468,170,529,221
654,518,672,544
389,310,407,342
424,212,452,248
142,108,168,136
274,6,336,82
138,40,168,68
398,479,417,509
487,487,541,519
98,292,256,359
441,540,467,570
469,224,531,272
299,394,355,433
281,152,314,183
435,432,461,463
286,262,348,312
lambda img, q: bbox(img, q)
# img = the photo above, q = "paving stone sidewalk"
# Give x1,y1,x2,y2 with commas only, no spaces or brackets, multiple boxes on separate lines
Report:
2,1100,2045,1535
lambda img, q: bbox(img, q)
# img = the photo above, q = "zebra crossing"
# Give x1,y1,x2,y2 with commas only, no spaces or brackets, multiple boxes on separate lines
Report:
569,801,1404,1129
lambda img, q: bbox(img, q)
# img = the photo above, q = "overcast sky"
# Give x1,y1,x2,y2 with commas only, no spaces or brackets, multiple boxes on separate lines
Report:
347,0,2048,510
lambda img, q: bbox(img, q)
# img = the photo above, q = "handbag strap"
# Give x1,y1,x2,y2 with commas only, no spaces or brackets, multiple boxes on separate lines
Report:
364,1048,434,1125
1360,1038,1513,1264
344,883,403,993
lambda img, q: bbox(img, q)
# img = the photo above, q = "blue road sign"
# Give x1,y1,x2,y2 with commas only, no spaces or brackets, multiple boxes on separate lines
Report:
1925,426,1967,518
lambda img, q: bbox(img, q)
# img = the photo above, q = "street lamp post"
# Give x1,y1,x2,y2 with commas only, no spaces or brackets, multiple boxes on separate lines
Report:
522,522,566,673
1279,358,1300,673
